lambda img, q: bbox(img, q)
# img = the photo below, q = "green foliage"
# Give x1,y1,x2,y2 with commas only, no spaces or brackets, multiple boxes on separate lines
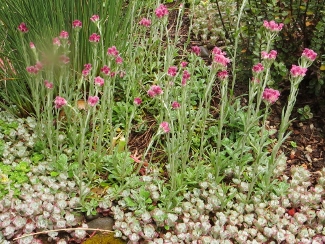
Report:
297,105,313,120
0,161,30,199
0,0,143,116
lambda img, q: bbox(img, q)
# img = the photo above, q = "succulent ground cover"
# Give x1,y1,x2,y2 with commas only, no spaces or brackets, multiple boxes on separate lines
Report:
1,1,325,243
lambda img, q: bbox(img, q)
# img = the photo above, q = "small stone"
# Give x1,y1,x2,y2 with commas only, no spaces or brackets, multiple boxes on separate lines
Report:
86,217,114,233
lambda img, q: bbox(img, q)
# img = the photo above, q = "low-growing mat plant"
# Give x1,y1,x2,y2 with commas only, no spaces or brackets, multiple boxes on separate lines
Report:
0,1,323,243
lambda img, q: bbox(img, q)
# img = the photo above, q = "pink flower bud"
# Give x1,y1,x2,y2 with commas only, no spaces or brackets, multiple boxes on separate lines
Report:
191,46,201,56
18,22,28,33
54,96,67,109
302,48,317,61
171,101,180,109
94,76,104,86
44,80,53,89
59,31,69,39
167,66,178,77
134,97,142,106
29,42,35,49
252,63,264,73
155,4,169,18
262,88,280,104
107,46,119,56
87,96,99,107
263,20,284,32
100,65,110,75
90,15,99,22
89,33,100,42
139,18,151,27
290,65,307,77
72,20,82,28
160,121,170,133
116,56,123,64
53,37,61,46
180,61,188,68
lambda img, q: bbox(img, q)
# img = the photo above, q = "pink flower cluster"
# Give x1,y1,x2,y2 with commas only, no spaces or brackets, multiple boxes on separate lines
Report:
252,63,264,73
18,22,28,33
59,31,69,39
139,18,151,27
72,20,82,28
134,97,142,106
262,88,280,104
101,65,110,75
60,55,70,64
218,70,228,80
261,50,277,60
302,48,317,61
82,63,92,76
88,96,99,107
94,76,105,86
290,65,307,77
53,37,61,46
212,47,230,68
159,121,170,133
180,61,188,68
191,46,201,56
147,85,163,98
107,46,119,56
171,101,180,109
155,4,169,18
44,80,53,89
116,56,123,65
263,20,284,32
182,70,190,86
90,15,99,22
89,33,100,42
54,96,67,109
26,62,43,74
167,66,178,77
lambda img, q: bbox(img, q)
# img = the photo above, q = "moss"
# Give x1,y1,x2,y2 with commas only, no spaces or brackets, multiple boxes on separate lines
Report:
83,233,126,244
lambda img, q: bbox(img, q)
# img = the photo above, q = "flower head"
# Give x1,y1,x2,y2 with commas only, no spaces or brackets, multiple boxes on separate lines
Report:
44,80,53,89
302,48,317,62
107,46,119,56
159,121,170,133
60,55,70,64
94,76,104,86
263,20,284,32
252,63,264,73
87,96,99,107
180,61,188,68
261,50,277,60
134,97,142,106
167,66,178,77
191,46,201,56
262,88,280,104
171,101,180,109
101,65,110,75
147,85,163,98
218,70,228,80
54,96,67,109
53,37,61,46
29,42,35,49
139,18,151,27
212,47,226,56
89,33,100,42
72,20,82,28
181,70,191,86
18,22,28,33
116,56,123,64
59,31,69,39
155,4,169,18
213,54,230,67
290,65,307,77
90,15,99,22
26,66,39,74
